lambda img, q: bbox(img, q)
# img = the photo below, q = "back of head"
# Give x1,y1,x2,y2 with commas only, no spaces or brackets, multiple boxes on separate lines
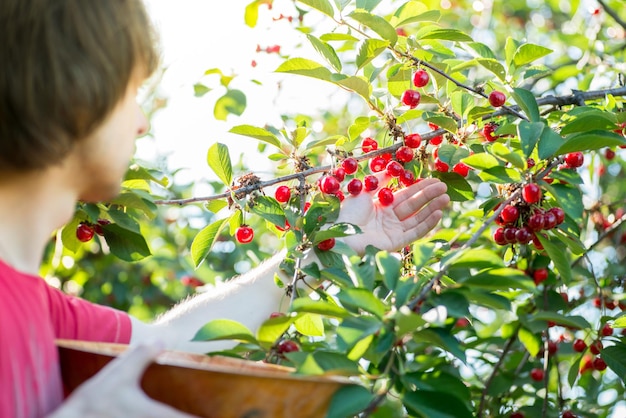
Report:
0,0,159,173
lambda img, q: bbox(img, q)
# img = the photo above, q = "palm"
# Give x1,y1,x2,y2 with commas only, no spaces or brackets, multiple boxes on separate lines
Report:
337,178,450,255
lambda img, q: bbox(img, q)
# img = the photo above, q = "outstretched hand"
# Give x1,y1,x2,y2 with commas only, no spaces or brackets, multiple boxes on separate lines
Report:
337,177,450,255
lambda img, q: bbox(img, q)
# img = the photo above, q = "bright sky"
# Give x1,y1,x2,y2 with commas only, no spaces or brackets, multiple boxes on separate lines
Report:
140,0,342,190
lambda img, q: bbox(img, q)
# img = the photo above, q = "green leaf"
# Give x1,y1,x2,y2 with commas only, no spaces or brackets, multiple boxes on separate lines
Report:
477,58,507,81
490,142,525,169
556,130,626,155
205,199,228,214
60,216,83,253
416,27,473,42
559,111,616,135
206,143,233,187
538,126,565,159
534,234,572,282
404,372,472,408
306,34,342,72
403,390,473,418
249,196,287,228
356,38,389,70
256,315,294,344
433,172,474,202
229,124,282,149
214,89,246,121
549,183,584,221
614,315,626,328
423,113,458,134
512,88,541,122
290,298,351,318
478,166,522,183
349,9,398,46
602,344,626,384
294,313,325,337
356,0,382,11
337,288,387,319
193,83,210,97
387,66,412,97
332,75,372,101
450,91,474,119
393,2,441,27
336,316,382,350
376,251,401,291
192,319,257,343
326,385,374,418
190,218,229,268
102,224,151,262
298,0,335,17
275,57,333,81
531,312,590,329
463,153,501,170
460,268,535,291
518,327,541,357
518,121,545,158
449,249,505,270
513,43,553,67
244,1,260,27
411,242,437,271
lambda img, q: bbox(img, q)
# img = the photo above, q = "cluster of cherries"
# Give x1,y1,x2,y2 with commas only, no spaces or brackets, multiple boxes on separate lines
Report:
75,219,111,243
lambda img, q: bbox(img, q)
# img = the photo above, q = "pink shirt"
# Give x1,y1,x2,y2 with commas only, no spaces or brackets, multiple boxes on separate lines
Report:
0,259,132,418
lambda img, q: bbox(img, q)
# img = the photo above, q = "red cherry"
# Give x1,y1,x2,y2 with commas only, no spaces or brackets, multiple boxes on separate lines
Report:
404,133,422,148
601,323,613,336
550,207,565,225
181,275,204,288
434,159,449,172
275,185,291,203
362,137,378,153
543,211,558,229
335,190,345,202
386,160,404,177
482,122,498,142
493,228,507,245
93,219,111,236
332,167,346,182
317,238,336,251
347,178,363,196
527,212,545,231
363,175,379,191
76,223,95,242
401,89,421,108
605,148,616,160
412,69,430,87
396,146,415,163
562,410,576,418
593,297,602,308
510,412,525,418
527,158,536,168
530,367,544,382
378,187,394,206
547,340,558,356
455,317,470,328
276,340,300,354
452,162,470,177
522,183,542,204
590,340,603,355
489,90,506,107
580,356,594,373
515,227,532,244
503,227,518,243
235,225,254,244
593,357,607,371
369,156,387,173
564,152,584,168
319,175,341,194
341,157,359,175
501,205,520,224
533,268,549,285
399,170,416,187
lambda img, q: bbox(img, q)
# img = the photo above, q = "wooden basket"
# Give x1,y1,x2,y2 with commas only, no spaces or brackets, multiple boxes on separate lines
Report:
56,339,353,418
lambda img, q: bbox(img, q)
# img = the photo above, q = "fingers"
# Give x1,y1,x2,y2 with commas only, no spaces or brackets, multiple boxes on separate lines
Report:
401,194,450,233
393,178,449,221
